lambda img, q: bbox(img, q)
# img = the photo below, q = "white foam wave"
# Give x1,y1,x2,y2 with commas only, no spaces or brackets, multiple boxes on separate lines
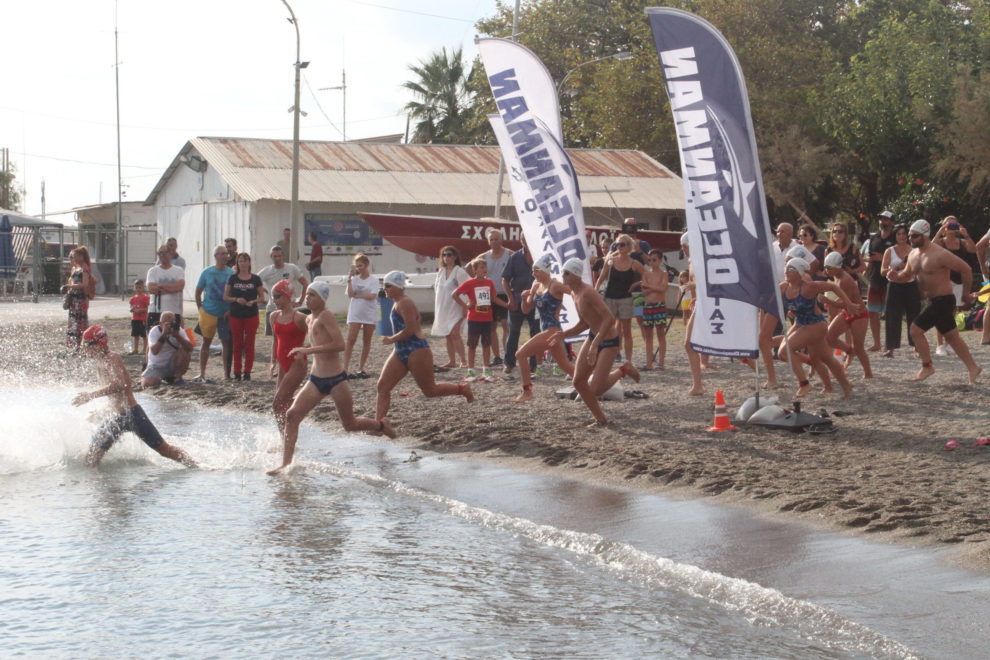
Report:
306,459,919,660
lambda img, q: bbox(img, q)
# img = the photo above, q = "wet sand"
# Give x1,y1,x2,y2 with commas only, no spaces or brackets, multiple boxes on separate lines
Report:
6,307,990,573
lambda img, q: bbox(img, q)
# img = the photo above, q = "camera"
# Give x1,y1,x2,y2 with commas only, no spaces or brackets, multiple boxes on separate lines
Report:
947,221,960,230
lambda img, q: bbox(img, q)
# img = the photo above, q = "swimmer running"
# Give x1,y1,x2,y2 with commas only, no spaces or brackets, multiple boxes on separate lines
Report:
375,270,474,422
268,282,395,475
551,257,640,426
74,325,196,468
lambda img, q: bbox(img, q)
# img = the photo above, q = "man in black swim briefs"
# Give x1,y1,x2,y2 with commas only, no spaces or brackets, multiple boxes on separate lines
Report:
889,219,981,383
74,325,196,468
268,282,395,474
550,258,640,427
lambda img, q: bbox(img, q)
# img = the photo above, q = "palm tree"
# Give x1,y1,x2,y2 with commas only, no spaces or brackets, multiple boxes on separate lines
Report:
403,47,473,144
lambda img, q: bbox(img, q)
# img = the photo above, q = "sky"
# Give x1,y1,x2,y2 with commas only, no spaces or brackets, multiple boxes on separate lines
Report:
0,0,504,219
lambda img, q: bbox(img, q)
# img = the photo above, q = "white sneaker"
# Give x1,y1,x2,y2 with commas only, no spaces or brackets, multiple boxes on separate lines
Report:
935,344,949,357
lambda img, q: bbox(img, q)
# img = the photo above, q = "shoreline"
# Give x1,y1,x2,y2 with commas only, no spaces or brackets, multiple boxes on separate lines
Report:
6,308,989,574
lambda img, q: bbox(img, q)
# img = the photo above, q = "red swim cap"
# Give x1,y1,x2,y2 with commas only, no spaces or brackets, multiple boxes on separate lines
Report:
272,279,295,299
82,325,108,346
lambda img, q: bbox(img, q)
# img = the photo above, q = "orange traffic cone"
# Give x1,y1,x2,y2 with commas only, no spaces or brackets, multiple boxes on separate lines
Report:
707,390,738,432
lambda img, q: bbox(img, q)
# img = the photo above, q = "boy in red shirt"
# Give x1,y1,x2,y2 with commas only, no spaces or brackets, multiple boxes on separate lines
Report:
129,279,151,355
453,258,508,378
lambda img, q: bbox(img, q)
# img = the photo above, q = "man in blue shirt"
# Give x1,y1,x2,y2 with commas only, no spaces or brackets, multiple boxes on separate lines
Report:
193,245,234,382
501,234,539,374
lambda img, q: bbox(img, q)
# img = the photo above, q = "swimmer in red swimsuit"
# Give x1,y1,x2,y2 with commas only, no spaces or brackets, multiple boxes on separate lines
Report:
823,251,873,379
268,279,309,437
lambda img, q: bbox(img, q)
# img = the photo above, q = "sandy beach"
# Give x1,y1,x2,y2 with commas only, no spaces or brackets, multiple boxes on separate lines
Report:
5,301,990,573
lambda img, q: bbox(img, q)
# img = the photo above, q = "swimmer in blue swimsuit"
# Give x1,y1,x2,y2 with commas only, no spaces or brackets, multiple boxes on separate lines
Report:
376,270,475,421
779,257,854,400
513,256,576,403
269,285,396,475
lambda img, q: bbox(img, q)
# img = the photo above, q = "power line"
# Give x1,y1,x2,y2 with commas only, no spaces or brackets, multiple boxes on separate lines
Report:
9,149,163,170
340,0,478,23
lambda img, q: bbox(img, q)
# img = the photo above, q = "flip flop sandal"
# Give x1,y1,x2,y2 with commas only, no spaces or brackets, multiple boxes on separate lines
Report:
624,390,648,399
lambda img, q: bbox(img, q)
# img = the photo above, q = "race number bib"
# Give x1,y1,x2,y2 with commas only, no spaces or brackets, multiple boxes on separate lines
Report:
474,286,492,313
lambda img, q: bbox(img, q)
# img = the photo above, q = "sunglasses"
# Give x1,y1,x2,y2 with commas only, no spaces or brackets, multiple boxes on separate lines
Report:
272,292,284,300
157,251,169,255
909,233,923,238
442,252,454,257
384,283,396,289
831,229,845,234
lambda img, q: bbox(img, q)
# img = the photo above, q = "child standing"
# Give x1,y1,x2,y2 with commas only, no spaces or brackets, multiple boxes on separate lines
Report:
453,258,508,379
632,250,670,370
678,270,693,327
129,279,151,355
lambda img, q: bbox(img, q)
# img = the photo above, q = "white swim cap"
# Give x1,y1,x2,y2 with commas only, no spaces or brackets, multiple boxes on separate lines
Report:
307,281,331,301
679,232,690,246
786,245,811,262
823,251,844,269
383,270,406,289
533,253,555,274
910,219,930,237
786,257,810,274
562,257,585,279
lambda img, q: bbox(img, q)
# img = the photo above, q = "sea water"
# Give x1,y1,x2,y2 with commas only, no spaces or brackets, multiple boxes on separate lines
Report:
2,384,988,658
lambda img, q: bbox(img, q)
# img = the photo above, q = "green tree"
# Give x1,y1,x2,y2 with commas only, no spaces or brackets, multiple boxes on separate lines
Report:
1,157,22,211
402,46,476,144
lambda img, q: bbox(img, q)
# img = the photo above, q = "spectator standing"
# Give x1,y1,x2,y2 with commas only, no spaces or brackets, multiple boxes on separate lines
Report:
432,245,470,368
453,258,509,379
306,231,323,281
224,237,238,269
631,249,670,370
258,245,307,335
146,245,185,329
880,224,920,357
62,246,94,350
276,227,292,259
595,234,646,365
344,253,378,377
863,211,897,351
194,245,235,382
501,234,539,375
165,237,186,269
480,228,513,366
931,215,978,356
224,252,265,381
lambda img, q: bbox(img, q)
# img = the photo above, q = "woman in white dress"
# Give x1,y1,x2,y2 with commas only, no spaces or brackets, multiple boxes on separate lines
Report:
431,245,469,368
344,253,379,378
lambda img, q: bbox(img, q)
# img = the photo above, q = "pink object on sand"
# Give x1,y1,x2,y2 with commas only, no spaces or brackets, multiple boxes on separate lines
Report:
973,437,990,447
944,440,959,451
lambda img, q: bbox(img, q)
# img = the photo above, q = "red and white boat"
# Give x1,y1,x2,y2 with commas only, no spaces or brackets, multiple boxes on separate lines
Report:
360,212,683,260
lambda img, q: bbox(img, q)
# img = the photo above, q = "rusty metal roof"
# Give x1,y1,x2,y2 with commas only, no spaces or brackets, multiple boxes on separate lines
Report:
145,137,683,209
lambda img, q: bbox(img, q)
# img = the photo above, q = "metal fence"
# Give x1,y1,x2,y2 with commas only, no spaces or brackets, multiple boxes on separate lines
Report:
0,225,158,301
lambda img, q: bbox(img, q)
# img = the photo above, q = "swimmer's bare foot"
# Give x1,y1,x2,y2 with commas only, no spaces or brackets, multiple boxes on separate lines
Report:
459,382,475,403
819,385,833,394
514,388,534,403
796,381,811,398
701,362,719,370
762,379,778,389
587,417,609,428
840,381,853,399
968,365,982,384
909,364,935,382
378,418,397,439
267,463,291,476
867,344,880,352
687,385,704,396
622,361,640,383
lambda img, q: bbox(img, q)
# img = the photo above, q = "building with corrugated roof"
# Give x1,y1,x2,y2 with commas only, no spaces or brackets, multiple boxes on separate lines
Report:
144,137,684,298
